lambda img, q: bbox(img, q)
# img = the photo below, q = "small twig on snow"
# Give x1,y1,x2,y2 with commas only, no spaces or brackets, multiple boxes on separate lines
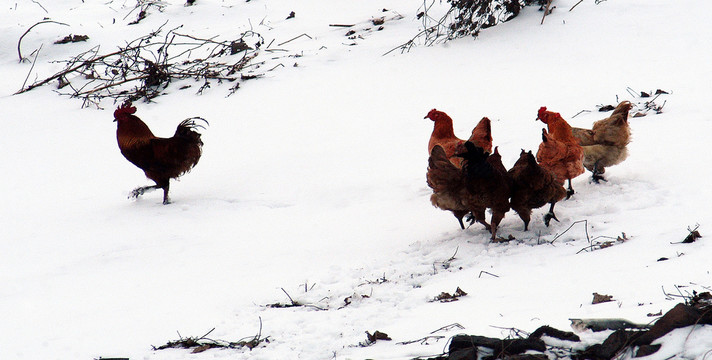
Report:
549,220,590,244
277,33,312,47
31,0,48,13
541,0,554,25
280,287,297,305
397,335,446,345
17,20,70,62
430,323,465,334
571,109,591,118
20,43,43,90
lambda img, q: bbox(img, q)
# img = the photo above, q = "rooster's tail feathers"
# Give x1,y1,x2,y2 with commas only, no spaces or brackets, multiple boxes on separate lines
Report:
175,117,208,143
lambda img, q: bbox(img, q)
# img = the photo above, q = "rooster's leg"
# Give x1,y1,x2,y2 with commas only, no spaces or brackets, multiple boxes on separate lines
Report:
566,179,575,199
543,202,560,227
129,185,160,199
591,162,607,183
162,182,171,205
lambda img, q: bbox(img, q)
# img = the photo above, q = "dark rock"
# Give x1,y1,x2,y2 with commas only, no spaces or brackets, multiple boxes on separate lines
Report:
634,303,712,345
529,325,580,342
449,335,545,358
635,344,662,357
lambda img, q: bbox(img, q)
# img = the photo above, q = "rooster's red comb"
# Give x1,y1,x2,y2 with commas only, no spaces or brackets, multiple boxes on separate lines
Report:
114,101,137,119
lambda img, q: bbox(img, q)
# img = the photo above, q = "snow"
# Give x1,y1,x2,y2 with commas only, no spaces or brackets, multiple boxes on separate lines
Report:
1,0,712,359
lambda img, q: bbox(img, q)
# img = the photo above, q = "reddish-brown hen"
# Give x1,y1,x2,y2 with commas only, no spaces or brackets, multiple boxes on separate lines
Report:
536,107,585,198
425,109,493,167
114,101,206,204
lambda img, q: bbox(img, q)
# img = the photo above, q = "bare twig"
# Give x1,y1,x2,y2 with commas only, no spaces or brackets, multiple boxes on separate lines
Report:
549,220,590,244
569,0,584,11
571,109,591,118
280,287,296,305
541,0,554,25
20,43,42,90
397,335,446,345
430,323,465,334
18,20,70,62
277,33,312,46
31,0,48,13
479,271,499,278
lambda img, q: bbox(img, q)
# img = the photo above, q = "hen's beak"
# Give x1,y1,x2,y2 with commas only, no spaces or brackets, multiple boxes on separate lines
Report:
113,118,117,122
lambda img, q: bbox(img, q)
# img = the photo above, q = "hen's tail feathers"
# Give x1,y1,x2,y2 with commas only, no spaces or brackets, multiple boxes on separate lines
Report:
461,141,494,179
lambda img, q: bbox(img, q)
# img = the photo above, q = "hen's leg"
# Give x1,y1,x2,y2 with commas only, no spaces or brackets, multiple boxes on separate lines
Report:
566,179,575,199
591,162,607,183
471,209,491,232
544,202,560,227
489,211,506,241
512,206,531,231
453,210,468,230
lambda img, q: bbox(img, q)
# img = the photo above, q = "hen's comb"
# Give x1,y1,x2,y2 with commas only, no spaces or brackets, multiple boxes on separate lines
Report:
114,101,137,119
537,106,548,118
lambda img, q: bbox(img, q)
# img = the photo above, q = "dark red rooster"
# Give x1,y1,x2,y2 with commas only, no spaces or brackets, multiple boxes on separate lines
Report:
114,101,206,204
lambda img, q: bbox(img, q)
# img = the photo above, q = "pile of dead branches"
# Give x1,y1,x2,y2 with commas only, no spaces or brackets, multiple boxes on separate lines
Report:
389,0,546,54
16,22,264,107
152,324,269,354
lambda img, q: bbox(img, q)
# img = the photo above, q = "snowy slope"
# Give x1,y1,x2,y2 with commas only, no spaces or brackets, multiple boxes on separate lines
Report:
1,0,712,359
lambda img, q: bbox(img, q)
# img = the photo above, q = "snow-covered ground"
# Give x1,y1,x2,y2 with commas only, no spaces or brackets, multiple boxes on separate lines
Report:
1,0,711,359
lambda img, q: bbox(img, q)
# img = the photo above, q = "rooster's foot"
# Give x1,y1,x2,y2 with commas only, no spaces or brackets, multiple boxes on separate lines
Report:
129,185,158,199
544,212,559,227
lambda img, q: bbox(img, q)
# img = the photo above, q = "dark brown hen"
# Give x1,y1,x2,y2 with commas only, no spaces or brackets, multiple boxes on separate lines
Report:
508,149,567,230
427,142,511,240
460,143,511,241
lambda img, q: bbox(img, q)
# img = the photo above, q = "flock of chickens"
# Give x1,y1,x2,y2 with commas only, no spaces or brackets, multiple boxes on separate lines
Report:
425,102,633,241
111,99,631,241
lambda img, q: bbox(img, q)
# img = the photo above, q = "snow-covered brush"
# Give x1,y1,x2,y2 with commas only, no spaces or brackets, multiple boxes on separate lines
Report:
15,22,265,106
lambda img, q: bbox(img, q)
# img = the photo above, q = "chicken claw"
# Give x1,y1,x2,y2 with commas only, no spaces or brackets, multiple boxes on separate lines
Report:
591,163,608,183
544,212,559,227
128,185,159,199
